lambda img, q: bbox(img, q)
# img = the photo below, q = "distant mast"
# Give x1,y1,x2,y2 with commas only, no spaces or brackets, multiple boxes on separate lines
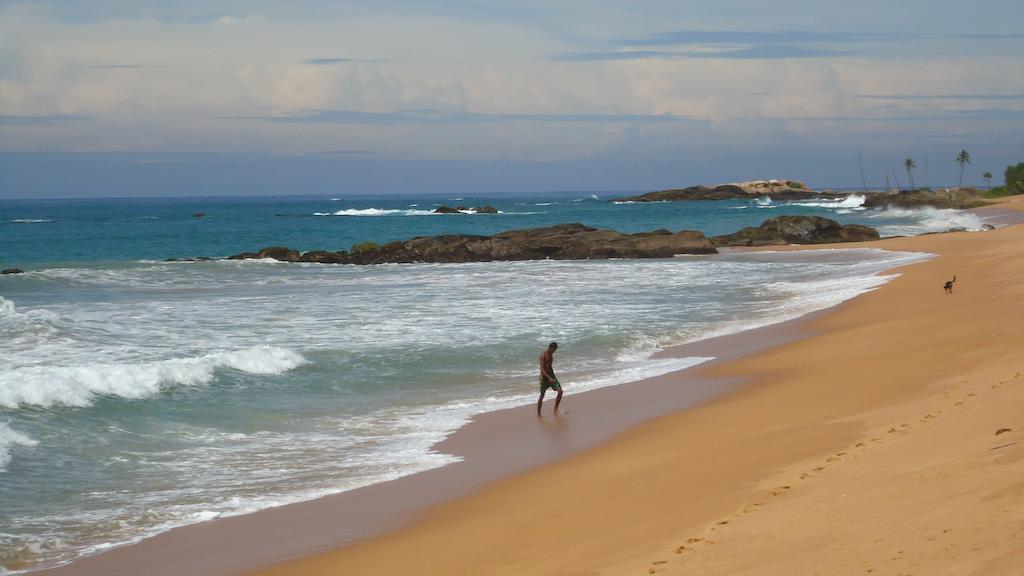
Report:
858,152,869,193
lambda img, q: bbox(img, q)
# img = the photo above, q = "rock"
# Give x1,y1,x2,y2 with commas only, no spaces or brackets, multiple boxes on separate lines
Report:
995,428,1012,436
226,252,259,260
194,212,205,218
611,180,843,203
473,205,499,214
2,268,24,274
862,188,988,210
228,224,717,265
300,250,347,264
433,205,462,214
375,223,713,263
711,215,880,246
231,246,302,262
981,223,996,231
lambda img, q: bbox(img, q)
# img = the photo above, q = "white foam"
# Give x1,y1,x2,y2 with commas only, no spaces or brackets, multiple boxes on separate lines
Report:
787,194,866,209
0,346,307,409
866,206,985,236
0,423,37,472
317,208,439,216
314,207,500,216
10,219,53,224
756,196,773,206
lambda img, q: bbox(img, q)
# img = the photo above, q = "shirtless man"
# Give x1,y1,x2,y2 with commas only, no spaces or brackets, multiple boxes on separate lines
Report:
537,341,563,417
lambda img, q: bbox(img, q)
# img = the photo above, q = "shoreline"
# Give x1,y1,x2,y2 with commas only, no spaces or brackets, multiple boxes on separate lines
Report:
29,199,1024,576
29,277,855,576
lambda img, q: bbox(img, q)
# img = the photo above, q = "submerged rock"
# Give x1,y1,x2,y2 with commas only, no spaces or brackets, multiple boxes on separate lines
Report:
2,268,24,274
711,215,880,246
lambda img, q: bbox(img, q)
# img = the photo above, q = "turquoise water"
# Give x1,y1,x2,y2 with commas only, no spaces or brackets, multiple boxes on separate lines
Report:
0,192,981,572
0,192,984,267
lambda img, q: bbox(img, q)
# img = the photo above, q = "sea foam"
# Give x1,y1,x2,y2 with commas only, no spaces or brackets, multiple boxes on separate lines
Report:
787,194,866,209
866,205,985,235
0,346,307,409
0,423,37,472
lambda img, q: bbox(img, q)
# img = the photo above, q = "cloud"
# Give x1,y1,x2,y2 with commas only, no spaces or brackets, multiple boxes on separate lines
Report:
791,109,1024,122
618,30,898,47
229,108,697,125
551,29,1024,62
618,30,1024,47
0,114,92,125
303,149,377,157
552,45,850,61
86,64,159,69
847,94,1024,101
304,58,355,65
303,58,385,65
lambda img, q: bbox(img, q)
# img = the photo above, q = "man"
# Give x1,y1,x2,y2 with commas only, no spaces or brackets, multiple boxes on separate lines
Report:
537,341,563,417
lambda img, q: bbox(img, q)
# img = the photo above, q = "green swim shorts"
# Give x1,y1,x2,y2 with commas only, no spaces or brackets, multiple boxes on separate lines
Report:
539,375,562,392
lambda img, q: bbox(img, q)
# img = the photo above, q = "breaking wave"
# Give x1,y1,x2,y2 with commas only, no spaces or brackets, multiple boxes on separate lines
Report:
866,206,985,236
314,208,438,216
314,207,501,216
0,346,307,410
787,194,866,209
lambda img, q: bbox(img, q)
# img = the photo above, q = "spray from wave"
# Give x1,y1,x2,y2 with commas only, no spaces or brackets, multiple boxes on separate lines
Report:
0,346,307,409
314,208,438,217
866,206,985,236
787,194,866,209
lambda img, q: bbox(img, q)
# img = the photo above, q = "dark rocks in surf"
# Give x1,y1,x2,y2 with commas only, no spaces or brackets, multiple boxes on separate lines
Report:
299,250,347,264
710,215,880,246
227,246,302,262
861,188,988,210
2,268,24,274
228,223,718,265
433,205,499,214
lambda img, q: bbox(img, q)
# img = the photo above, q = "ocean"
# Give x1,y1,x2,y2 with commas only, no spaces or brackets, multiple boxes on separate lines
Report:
0,191,986,572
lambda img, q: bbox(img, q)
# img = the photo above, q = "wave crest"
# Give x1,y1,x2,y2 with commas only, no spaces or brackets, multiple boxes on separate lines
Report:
0,346,307,409
787,194,866,209
0,423,38,472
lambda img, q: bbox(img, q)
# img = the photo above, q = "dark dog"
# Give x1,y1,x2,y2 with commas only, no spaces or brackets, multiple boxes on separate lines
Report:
943,275,956,294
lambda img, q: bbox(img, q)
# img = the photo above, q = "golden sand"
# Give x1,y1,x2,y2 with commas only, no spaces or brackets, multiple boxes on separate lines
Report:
252,196,1024,576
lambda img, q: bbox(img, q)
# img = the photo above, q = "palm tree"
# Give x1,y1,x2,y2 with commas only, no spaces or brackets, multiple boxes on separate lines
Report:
983,171,993,189
956,149,971,188
904,158,916,190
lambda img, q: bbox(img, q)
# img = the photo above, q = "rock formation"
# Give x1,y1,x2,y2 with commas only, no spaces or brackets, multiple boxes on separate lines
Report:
710,215,880,246
432,205,499,214
861,188,988,210
612,180,843,202
228,223,718,264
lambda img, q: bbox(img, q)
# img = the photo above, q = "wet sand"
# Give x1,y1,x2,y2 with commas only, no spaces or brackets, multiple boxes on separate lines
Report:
38,196,1024,576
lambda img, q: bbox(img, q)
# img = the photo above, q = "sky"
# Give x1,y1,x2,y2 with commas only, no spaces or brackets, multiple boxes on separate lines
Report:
1,0,1023,198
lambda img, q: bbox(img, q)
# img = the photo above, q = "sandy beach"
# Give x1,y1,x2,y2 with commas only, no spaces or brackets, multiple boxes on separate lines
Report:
240,197,1024,576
